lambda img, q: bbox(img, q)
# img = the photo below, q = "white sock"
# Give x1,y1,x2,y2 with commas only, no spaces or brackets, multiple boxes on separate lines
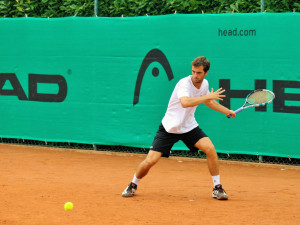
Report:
132,174,141,185
212,175,220,187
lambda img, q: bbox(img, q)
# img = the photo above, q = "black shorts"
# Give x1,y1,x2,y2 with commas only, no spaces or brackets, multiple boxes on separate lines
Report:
149,123,208,158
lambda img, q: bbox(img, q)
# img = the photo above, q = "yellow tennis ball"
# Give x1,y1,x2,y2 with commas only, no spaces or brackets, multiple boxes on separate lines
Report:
64,202,73,211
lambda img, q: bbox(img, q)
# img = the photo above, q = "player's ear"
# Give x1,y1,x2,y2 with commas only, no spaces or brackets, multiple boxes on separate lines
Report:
204,70,209,76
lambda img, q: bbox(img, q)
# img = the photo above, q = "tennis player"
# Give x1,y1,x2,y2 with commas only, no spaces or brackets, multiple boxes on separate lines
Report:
122,56,236,200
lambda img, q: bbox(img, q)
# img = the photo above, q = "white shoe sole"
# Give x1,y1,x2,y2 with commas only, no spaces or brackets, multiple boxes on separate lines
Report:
212,192,228,200
122,187,136,197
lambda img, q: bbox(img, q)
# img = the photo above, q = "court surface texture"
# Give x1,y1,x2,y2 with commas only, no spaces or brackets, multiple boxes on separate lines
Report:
1,143,299,225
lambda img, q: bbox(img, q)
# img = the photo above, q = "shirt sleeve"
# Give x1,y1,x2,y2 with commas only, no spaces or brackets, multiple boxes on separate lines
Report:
177,82,190,99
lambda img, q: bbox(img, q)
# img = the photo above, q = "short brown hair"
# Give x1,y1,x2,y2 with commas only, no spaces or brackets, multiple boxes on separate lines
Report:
192,56,210,72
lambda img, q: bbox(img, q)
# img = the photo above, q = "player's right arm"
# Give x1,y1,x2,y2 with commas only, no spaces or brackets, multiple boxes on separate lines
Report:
180,88,226,108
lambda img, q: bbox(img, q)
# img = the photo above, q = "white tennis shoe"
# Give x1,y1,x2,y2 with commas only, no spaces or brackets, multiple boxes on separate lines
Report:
122,182,137,197
212,184,228,200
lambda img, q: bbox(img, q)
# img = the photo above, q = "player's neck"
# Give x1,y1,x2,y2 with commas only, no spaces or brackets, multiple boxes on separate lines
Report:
192,80,203,89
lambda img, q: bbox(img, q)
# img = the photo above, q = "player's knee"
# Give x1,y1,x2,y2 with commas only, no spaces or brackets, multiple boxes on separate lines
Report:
144,157,159,168
202,144,216,156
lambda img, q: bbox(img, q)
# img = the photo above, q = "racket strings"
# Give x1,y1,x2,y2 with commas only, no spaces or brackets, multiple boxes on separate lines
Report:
247,90,274,104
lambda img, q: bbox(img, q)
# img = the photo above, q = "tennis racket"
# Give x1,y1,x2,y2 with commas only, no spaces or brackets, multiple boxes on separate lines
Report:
227,89,275,118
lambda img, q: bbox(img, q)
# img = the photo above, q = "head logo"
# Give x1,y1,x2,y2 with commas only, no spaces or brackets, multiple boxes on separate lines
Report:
133,49,174,105
0,73,67,102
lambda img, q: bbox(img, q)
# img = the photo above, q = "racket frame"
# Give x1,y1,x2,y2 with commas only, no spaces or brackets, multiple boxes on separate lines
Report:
228,89,275,118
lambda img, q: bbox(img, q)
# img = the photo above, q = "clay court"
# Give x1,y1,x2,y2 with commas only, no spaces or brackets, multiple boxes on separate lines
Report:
1,143,299,225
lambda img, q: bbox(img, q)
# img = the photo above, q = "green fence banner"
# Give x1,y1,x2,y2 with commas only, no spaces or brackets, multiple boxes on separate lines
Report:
0,13,299,158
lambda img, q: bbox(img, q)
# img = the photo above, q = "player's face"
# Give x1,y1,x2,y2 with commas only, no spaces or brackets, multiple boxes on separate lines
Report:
191,65,208,85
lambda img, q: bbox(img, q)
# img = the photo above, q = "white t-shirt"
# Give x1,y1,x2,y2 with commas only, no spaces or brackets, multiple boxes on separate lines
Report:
162,75,210,134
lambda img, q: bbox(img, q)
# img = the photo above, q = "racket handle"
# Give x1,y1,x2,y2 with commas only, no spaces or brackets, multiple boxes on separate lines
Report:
227,107,243,118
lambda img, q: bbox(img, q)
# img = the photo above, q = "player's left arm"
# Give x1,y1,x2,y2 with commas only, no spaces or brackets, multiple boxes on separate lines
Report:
204,100,236,117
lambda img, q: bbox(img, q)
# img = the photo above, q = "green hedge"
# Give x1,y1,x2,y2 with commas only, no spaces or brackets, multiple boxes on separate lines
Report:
0,0,299,18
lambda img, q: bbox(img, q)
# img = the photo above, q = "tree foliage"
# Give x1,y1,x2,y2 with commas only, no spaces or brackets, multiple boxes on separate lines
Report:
0,0,298,18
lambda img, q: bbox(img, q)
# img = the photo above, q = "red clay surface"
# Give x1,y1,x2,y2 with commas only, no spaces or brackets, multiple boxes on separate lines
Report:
0,143,299,225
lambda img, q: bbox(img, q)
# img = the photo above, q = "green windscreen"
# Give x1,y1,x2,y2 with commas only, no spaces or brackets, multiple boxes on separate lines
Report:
0,13,299,158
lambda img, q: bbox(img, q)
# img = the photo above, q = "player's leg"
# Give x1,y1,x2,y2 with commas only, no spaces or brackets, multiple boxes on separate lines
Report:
194,137,228,200
181,127,219,178
122,123,177,197
194,137,219,176
135,150,162,179
122,150,162,197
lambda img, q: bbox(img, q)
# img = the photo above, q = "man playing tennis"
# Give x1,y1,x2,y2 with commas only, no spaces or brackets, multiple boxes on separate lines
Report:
122,56,236,200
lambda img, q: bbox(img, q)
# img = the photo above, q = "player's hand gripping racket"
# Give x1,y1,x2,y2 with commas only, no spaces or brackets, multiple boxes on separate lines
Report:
227,89,275,118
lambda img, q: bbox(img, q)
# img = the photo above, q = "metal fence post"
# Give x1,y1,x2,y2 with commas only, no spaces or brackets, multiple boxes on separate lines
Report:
94,0,98,16
261,0,265,12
